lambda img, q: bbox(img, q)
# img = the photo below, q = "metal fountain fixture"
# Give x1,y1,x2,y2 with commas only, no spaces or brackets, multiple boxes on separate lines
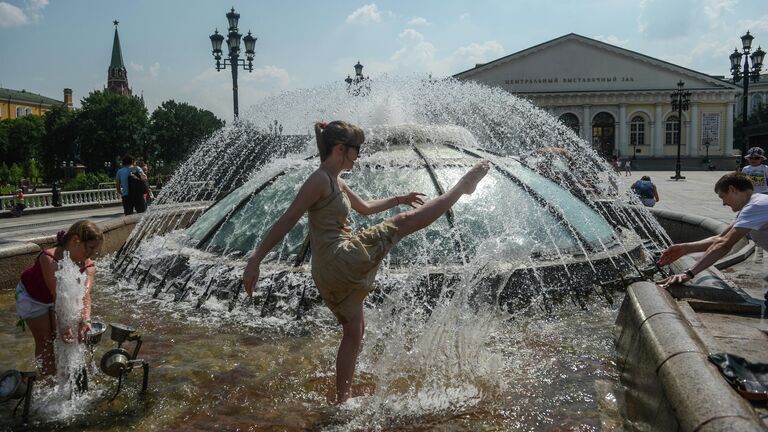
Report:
0,370,36,423
99,323,150,402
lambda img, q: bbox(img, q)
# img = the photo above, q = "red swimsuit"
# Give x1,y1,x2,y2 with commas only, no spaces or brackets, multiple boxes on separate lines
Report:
20,250,94,303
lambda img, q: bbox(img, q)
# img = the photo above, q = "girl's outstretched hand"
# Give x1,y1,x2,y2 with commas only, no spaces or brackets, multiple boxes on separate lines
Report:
60,325,75,344
400,192,426,208
242,257,260,298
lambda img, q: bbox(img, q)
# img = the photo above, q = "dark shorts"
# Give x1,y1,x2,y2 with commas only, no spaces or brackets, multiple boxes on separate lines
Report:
122,195,146,215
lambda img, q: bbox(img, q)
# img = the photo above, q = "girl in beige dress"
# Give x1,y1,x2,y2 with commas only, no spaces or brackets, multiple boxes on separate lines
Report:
243,121,489,403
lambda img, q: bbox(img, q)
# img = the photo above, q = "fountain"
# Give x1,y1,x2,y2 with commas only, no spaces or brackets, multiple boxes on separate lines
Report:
2,77,676,429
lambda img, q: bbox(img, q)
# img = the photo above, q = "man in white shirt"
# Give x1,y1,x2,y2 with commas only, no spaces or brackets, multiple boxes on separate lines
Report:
658,172,768,286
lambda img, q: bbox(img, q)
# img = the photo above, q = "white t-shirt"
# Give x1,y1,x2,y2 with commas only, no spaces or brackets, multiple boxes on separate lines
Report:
734,193,768,250
741,164,768,193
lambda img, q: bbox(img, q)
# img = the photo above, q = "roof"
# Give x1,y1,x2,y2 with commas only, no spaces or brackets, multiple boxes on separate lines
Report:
0,87,63,106
110,27,125,70
453,33,740,91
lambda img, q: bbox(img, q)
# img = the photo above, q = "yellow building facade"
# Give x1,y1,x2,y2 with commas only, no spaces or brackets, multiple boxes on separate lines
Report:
0,88,73,120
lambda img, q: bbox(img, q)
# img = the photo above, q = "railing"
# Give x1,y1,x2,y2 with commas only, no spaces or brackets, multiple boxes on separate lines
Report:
0,189,122,212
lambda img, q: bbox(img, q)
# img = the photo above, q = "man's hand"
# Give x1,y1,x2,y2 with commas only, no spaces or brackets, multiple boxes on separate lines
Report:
78,322,91,343
656,273,692,289
242,257,260,298
658,244,687,266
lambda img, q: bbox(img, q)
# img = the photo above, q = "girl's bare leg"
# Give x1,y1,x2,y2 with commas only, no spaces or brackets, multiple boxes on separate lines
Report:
26,313,56,376
392,161,489,237
336,303,365,404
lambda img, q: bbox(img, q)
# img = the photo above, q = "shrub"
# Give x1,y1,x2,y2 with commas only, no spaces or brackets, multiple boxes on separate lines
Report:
63,172,113,191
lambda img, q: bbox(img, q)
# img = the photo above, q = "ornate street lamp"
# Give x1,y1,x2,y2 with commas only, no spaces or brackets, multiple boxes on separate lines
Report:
210,8,257,120
670,80,690,181
345,60,370,95
730,31,764,168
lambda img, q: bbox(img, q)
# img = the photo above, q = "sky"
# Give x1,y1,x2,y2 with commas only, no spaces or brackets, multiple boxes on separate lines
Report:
1,0,767,120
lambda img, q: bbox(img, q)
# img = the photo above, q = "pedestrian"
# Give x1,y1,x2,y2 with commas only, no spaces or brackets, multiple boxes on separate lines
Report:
11,188,26,217
611,157,620,173
115,155,147,215
138,161,155,205
14,220,103,376
242,120,489,404
631,175,660,207
657,172,768,287
741,147,768,194
623,158,632,176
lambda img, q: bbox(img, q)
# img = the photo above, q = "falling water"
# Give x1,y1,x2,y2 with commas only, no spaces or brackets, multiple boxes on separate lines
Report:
102,76,675,429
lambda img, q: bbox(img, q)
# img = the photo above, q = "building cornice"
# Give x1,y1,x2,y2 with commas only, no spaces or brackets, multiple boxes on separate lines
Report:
516,88,738,106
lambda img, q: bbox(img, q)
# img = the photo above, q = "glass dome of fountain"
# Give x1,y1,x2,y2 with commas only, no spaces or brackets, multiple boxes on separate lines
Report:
184,125,616,267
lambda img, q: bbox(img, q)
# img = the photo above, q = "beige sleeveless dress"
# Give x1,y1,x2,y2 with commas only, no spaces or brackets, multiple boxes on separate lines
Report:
308,172,400,324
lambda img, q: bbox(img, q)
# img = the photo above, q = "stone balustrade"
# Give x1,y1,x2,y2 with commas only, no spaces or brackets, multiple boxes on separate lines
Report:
0,188,121,212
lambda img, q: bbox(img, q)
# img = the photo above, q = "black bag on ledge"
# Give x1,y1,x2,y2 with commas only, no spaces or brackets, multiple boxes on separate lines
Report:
709,352,768,401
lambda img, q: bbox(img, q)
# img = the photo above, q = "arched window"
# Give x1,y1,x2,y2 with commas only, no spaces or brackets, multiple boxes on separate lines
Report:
665,115,680,146
558,113,580,135
630,116,645,146
25,107,32,116
16,107,23,118
753,93,764,112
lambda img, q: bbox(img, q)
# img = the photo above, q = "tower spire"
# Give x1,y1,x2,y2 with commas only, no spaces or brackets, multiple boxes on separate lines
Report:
107,20,131,96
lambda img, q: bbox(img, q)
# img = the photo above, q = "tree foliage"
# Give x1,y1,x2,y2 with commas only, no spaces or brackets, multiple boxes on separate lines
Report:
0,115,45,165
149,100,224,165
77,90,149,172
41,105,78,180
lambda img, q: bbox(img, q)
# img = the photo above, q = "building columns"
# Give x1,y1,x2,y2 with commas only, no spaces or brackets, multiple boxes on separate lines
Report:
654,103,664,157
726,102,735,156
618,104,627,157
688,102,699,157
582,105,592,145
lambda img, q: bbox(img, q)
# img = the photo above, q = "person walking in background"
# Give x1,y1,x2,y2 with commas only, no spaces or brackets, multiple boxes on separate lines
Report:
138,161,155,205
631,175,660,207
115,155,147,215
11,188,26,217
622,158,632,176
741,147,768,194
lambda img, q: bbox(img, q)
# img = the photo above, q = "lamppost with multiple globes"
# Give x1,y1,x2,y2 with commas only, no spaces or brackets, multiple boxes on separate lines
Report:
344,61,370,95
670,80,690,181
729,31,764,168
209,8,257,120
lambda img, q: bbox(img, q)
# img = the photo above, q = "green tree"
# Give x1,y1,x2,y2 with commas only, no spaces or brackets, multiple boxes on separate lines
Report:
4,116,45,164
9,163,24,185
25,159,41,184
77,90,149,172
0,119,10,161
41,105,78,180
149,100,224,165
0,163,10,184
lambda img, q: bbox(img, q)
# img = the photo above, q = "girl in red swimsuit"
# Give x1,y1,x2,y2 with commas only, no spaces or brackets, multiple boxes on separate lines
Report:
15,220,103,376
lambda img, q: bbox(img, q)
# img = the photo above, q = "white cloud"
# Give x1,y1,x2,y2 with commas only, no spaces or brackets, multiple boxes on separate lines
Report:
459,13,470,21
407,16,429,26
593,35,630,47
179,65,293,119
391,29,436,67
0,0,47,27
638,0,694,40
346,3,381,24
0,2,28,27
737,14,768,34
129,62,144,72
149,62,160,78
453,41,505,65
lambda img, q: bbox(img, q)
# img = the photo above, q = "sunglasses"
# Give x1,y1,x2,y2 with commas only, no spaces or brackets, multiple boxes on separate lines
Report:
748,156,763,160
344,144,362,154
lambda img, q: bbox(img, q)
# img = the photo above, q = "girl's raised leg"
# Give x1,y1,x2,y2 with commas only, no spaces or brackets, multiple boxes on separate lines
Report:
392,161,489,237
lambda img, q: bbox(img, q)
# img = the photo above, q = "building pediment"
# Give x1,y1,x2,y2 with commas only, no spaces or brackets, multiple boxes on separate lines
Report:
454,34,739,94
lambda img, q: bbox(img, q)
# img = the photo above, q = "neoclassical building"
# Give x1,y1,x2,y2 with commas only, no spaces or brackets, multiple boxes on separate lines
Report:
454,34,742,166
